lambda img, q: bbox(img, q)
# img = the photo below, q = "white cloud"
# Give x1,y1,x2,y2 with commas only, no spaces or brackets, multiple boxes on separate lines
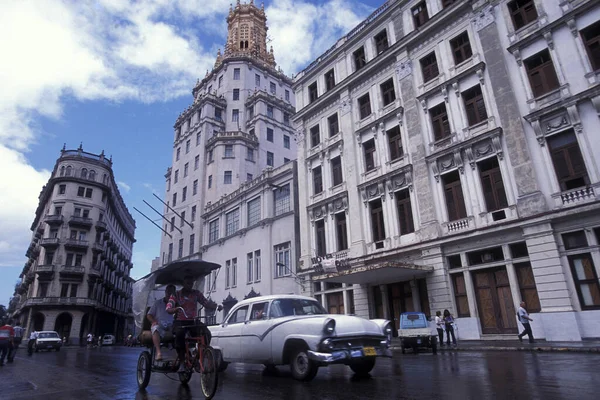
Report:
118,181,132,192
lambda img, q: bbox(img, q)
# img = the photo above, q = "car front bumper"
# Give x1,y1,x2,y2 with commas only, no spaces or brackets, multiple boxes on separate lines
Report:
307,346,392,365
37,341,61,349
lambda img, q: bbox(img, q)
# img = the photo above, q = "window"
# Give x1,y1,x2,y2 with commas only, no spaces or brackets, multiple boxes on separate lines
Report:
77,186,85,197
189,234,195,255
196,131,201,146
452,273,470,317
186,139,190,154
420,52,439,83
547,129,589,191
396,189,415,235
313,166,323,194
515,262,541,312
224,171,232,184
563,231,588,250
369,198,386,244
328,113,339,137
170,217,175,232
412,1,429,28
283,113,290,126
508,0,538,31
310,125,320,147
168,243,173,262
285,90,290,101
363,139,376,171
232,109,239,122
353,46,366,70
308,82,318,103
325,69,335,91
178,238,184,258
232,88,240,101
335,213,348,251
174,170,179,183
270,82,276,95
443,171,467,221
233,68,240,80
450,31,473,65
224,144,234,158
176,148,181,161
255,74,260,87
581,21,600,71
380,78,396,106
315,219,326,257
61,283,69,297
38,282,49,297
81,168,88,179
284,158,290,163
568,254,600,309
184,163,189,177
191,205,196,221
524,49,560,97
283,135,290,149
463,85,488,126
246,147,254,161
215,108,222,121
247,253,254,283
387,126,403,161
59,184,66,195
55,206,62,215
208,175,212,189
227,305,248,324
331,156,343,186
231,257,237,287
248,105,254,120
479,157,508,212
254,250,262,281
267,105,274,119
447,255,462,269
430,102,451,141
172,192,177,206
247,173,253,181
182,186,187,202
374,29,389,54
247,197,261,226
209,219,219,243
218,75,223,88
226,208,240,236
275,242,291,278
193,179,198,195
267,128,274,142
208,149,214,163
65,166,72,176
358,93,371,119
509,242,529,258
267,151,274,167
85,188,93,198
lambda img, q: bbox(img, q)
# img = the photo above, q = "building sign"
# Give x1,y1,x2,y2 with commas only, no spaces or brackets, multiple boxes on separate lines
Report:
311,253,351,274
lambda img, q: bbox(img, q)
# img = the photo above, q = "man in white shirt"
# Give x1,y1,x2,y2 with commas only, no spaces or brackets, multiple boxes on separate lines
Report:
147,284,176,361
517,301,534,343
27,330,38,356
7,321,24,363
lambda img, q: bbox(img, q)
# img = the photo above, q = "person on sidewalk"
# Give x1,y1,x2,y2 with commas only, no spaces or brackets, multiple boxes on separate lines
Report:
27,330,39,356
443,309,457,346
0,320,15,366
7,320,24,363
517,301,534,343
435,311,445,346
147,284,176,361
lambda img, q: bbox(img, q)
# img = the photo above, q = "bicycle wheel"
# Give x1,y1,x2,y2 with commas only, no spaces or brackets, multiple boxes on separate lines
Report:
199,346,218,399
136,351,152,389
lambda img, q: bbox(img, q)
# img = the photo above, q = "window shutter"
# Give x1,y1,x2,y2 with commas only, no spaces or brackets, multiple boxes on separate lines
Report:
445,186,458,221
550,149,571,180
492,169,509,208
567,145,586,176
542,62,559,92
476,97,487,122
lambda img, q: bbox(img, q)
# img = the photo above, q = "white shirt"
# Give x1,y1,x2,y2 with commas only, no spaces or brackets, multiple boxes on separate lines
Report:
29,331,38,340
518,306,530,324
435,316,444,328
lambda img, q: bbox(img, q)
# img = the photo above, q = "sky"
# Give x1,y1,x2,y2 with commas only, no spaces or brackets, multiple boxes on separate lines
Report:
0,0,383,307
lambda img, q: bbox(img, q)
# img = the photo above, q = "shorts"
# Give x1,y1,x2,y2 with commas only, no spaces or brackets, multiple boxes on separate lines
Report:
151,323,172,337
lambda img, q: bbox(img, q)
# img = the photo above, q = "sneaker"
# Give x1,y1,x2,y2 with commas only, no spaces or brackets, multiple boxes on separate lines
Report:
518,336,523,343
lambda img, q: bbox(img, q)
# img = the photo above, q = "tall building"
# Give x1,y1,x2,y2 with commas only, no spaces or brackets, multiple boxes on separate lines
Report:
293,0,600,341
158,0,300,312
12,145,136,344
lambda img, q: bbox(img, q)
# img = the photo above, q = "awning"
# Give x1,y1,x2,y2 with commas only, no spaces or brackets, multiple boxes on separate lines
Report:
312,261,433,285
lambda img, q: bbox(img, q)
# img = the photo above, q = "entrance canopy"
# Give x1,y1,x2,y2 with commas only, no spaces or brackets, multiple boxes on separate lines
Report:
312,261,433,285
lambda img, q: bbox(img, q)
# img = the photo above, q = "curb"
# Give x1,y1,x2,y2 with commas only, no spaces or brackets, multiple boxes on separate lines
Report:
390,346,600,353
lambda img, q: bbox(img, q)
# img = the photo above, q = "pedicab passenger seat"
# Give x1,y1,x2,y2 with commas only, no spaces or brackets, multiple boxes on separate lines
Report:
139,330,175,347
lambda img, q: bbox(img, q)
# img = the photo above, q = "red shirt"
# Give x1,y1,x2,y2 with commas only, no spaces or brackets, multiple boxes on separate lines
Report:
0,325,14,342
166,289,214,321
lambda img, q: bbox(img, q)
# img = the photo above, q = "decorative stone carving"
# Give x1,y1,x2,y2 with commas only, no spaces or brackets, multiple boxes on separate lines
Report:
452,82,459,97
544,32,554,50
340,98,352,116
491,135,503,160
441,86,448,103
566,19,578,37
438,154,455,172
471,5,495,32
476,68,485,85
421,99,427,112
514,49,522,66
395,60,412,80
396,110,404,126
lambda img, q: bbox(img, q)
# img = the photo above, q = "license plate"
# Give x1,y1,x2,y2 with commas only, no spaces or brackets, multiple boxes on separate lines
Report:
363,347,376,356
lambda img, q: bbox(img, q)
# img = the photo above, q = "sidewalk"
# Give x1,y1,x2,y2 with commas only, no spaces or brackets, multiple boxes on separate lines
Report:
390,338,600,353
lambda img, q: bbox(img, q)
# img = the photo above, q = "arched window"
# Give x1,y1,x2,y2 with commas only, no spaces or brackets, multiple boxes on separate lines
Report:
65,166,72,176
89,170,96,181
60,166,65,177
81,168,88,179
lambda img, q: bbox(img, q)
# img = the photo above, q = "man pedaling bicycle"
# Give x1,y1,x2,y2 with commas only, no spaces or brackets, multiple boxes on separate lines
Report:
166,274,222,372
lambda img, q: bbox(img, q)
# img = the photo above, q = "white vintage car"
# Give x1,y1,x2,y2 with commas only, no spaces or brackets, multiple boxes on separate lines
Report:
209,294,393,381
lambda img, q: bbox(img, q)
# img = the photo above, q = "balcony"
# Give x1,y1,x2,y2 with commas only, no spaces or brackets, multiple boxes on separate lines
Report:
64,239,89,250
44,214,64,225
91,242,105,253
95,220,107,232
22,297,99,308
553,186,597,208
35,264,55,280
40,237,60,248
69,216,93,229
59,265,85,280
443,217,473,235
25,271,35,283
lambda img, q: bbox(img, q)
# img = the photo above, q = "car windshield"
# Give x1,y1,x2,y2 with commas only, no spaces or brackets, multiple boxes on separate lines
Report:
269,298,326,318
400,313,428,329
103,335,112,340
38,332,59,339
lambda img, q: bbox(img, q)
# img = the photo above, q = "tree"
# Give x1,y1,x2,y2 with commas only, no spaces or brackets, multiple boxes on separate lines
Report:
0,304,7,324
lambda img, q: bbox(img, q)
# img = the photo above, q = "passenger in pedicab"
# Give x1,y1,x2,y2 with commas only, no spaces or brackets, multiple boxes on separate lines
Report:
166,274,222,372
146,284,176,361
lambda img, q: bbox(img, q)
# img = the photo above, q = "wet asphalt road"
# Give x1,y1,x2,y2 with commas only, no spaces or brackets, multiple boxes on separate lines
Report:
1,346,598,400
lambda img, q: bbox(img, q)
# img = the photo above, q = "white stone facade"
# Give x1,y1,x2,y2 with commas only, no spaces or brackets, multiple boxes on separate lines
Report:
293,0,600,341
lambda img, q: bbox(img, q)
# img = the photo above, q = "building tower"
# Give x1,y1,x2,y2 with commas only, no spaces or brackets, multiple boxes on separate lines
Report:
11,145,136,344
158,1,299,311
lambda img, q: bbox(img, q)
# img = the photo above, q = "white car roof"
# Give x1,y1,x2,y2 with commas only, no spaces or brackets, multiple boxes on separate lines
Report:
232,294,317,307
38,331,59,334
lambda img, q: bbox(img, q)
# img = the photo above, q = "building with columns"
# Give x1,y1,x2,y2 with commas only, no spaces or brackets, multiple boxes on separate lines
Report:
158,0,301,313
293,0,600,341
12,146,136,345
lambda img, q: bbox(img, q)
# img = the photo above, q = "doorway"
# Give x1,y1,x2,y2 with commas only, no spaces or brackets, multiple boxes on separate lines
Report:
32,312,45,331
326,292,344,314
54,312,73,341
473,267,518,334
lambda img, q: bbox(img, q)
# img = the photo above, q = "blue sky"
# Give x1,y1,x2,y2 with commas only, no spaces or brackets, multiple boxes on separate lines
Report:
0,0,382,307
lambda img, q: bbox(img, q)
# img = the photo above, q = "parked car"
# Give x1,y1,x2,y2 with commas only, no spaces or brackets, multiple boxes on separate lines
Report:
102,334,116,345
35,331,62,352
397,312,437,354
210,294,393,381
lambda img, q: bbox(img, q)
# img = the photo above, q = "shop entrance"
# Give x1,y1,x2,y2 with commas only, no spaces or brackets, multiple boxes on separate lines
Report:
473,267,518,334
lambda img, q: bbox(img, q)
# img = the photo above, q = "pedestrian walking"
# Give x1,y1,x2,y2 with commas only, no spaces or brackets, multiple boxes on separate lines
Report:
443,309,457,346
435,311,445,346
517,301,535,343
86,333,93,348
7,321,24,363
0,320,15,366
27,330,39,356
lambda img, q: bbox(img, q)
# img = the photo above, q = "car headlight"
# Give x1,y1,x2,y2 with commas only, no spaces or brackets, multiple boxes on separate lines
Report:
383,322,393,344
323,318,336,335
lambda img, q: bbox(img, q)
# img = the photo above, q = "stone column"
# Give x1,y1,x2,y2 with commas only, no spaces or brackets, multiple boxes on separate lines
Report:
353,284,370,319
379,285,391,320
410,279,422,312
421,245,453,314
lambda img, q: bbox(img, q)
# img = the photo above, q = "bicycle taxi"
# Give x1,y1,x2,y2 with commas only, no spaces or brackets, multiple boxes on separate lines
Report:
132,260,221,399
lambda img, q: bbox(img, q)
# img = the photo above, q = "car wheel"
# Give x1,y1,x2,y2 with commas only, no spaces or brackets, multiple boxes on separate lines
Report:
137,351,152,389
431,338,437,355
214,349,229,372
290,348,318,381
349,358,376,376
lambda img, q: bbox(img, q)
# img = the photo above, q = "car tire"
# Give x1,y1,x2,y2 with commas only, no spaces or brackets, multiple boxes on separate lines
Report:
290,348,318,381
214,349,229,372
349,358,376,376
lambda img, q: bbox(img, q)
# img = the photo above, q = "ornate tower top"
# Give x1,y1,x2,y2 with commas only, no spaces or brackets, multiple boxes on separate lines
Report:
220,1,275,68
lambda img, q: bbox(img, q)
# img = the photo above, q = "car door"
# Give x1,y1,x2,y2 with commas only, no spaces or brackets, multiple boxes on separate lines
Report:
241,301,273,362
218,304,249,362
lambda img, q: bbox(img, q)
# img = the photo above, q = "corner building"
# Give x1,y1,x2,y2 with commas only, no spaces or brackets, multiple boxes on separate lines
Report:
13,146,136,344
159,0,300,313
294,0,600,341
